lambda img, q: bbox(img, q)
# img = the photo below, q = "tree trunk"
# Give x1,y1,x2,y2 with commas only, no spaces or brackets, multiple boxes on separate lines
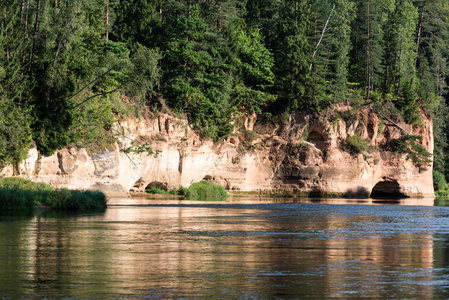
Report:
105,0,109,41
309,4,335,71
414,8,423,68
365,3,371,100
29,0,41,77
21,0,30,79
4,10,8,60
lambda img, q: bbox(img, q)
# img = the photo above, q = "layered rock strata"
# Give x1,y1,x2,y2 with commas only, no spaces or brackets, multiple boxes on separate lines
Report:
1,105,434,197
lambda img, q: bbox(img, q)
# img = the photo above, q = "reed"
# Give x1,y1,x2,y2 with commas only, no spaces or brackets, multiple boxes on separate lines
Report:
0,177,107,212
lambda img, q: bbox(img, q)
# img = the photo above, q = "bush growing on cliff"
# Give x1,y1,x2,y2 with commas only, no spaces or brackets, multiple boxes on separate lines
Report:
391,135,432,171
341,135,375,156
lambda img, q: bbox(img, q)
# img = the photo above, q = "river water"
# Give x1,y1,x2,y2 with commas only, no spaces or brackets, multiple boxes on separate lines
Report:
2,197,449,298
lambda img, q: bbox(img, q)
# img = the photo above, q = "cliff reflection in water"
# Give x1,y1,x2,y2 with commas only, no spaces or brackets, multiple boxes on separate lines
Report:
0,198,449,298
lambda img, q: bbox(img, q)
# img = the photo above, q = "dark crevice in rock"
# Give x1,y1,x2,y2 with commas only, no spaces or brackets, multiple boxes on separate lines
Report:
370,180,408,198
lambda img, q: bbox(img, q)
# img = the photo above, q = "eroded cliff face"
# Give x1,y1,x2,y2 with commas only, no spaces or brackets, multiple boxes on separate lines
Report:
0,104,434,197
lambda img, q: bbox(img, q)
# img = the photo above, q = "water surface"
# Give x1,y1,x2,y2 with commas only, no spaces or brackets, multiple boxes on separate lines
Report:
1,197,449,298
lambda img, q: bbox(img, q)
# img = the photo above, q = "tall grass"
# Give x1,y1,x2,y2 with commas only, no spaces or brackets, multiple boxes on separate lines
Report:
0,177,107,212
0,188,35,211
0,177,54,191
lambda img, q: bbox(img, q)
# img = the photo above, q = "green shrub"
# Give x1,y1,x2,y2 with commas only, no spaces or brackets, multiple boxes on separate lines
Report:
340,110,358,125
436,190,449,197
176,186,190,196
39,189,107,211
186,181,227,200
332,113,341,128
63,190,107,211
341,135,374,156
146,186,166,194
434,171,447,192
392,134,432,171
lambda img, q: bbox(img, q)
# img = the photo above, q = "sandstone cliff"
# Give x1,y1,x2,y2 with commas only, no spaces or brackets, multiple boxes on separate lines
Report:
0,104,434,198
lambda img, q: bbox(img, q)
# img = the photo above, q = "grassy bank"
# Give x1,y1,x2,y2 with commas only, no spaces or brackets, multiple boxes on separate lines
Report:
147,181,228,200
0,177,107,212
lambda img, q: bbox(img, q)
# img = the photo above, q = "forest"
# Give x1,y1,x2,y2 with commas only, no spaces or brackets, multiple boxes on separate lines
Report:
1,0,449,184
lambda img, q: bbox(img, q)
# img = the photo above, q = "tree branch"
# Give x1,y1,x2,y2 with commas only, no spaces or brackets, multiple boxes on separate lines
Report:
378,112,410,135
73,86,121,109
68,68,113,101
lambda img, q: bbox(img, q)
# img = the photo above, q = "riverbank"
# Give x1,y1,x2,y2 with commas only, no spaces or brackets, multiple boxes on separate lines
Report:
0,177,107,212
0,105,434,198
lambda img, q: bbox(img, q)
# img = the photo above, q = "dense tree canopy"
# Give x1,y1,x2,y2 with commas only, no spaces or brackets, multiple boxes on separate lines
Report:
2,0,449,179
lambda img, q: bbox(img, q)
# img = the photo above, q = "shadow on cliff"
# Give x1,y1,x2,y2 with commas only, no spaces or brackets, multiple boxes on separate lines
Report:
343,187,371,199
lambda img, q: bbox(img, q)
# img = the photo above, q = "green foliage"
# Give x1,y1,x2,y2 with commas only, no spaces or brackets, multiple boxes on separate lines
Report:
145,182,227,200
186,181,228,200
395,82,420,124
120,44,163,104
155,1,239,141
312,0,355,105
71,94,117,153
40,189,107,211
0,177,106,211
231,28,276,112
31,100,77,156
341,135,375,156
0,99,33,165
0,188,36,212
392,134,432,171
176,186,190,196
433,170,447,192
121,142,160,157
146,186,166,195
340,110,358,126
2,0,449,182
113,0,163,47
332,113,341,128
436,190,449,197
0,177,54,192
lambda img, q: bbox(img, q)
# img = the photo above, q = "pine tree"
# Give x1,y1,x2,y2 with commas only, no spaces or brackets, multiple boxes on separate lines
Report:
413,0,449,177
390,0,418,93
349,0,394,98
273,0,314,110
311,0,355,107
113,0,162,47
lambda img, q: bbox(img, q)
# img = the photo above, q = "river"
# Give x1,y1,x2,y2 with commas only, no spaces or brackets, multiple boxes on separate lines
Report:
1,197,449,298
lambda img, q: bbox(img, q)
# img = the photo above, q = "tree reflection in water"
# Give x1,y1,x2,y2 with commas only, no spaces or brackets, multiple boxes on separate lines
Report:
1,198,449,298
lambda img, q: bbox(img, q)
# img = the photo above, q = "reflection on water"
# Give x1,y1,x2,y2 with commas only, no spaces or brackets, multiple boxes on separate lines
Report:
1,197,449,298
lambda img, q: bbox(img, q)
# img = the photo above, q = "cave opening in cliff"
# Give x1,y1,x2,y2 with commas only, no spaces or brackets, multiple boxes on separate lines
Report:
307,131,326,150
146,181,168,192
370,180,408,198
